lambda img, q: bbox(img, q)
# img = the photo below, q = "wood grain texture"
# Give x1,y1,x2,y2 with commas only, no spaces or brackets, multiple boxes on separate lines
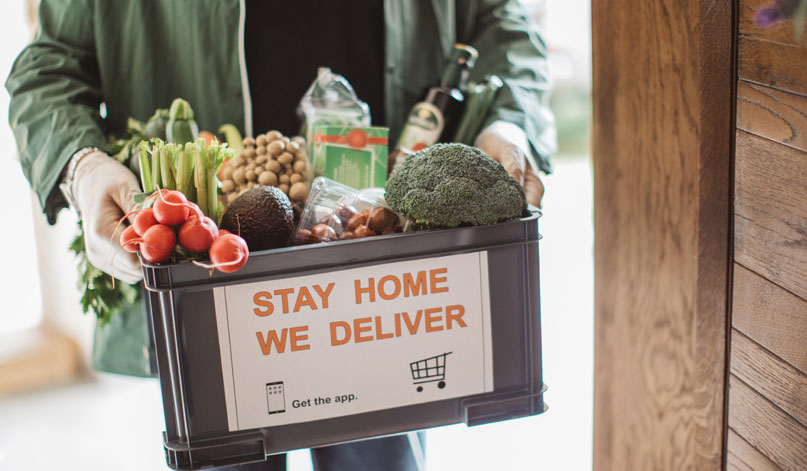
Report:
730,329,807,427
739,0,807,45
727,429,783,471
592,0,731,469
738,35,807,96
734,131,807,300
728,376,807,471
732,264,807,374
737,80,807,152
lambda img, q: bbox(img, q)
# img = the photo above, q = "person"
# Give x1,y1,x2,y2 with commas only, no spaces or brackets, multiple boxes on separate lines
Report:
7,1,555,469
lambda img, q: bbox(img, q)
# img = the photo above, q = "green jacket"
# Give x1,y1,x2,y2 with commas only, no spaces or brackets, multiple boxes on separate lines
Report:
7,0,555,376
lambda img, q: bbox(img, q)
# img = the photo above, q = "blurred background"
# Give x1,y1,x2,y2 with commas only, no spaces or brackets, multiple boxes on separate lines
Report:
0,0,592,469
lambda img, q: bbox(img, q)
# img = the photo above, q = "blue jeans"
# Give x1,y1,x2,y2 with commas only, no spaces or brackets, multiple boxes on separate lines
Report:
218,432,426,471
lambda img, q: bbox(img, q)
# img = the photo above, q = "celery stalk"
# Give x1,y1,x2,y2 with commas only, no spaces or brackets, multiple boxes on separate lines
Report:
184,142,197,203
175,142,195,200
160,147,175,190
151,143,161,191
205,142,226,224
175,149,187,196
167,144,180,191
194,144,208,217
138,142,153,193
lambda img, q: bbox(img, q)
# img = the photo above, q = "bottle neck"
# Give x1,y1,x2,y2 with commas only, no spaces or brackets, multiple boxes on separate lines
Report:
440,61,466,90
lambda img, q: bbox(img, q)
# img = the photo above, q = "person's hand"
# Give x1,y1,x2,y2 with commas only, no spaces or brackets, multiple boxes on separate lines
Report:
474,122,545,208
71,151,143,283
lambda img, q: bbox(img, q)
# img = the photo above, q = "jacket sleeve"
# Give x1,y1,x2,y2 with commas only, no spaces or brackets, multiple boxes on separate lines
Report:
462,0,556,173
6,0,109,224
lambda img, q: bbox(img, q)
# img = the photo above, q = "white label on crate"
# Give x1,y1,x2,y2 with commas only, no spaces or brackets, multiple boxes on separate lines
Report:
213,251,493,431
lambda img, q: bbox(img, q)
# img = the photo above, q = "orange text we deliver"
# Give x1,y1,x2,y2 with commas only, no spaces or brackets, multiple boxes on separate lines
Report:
252,268,468,355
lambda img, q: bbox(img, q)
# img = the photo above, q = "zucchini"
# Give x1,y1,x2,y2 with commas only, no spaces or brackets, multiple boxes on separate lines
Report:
166,98,199,145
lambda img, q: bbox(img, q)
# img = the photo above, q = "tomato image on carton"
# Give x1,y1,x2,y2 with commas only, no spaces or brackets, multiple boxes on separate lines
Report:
312,125,389,189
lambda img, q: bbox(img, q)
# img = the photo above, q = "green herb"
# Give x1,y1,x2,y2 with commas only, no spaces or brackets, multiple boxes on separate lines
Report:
69,222,139,326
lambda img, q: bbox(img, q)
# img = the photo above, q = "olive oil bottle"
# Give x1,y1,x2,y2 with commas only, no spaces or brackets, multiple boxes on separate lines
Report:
391,44,478,170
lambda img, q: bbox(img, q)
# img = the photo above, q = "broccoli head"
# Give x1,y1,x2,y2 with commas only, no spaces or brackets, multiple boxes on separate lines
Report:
385,143,527,228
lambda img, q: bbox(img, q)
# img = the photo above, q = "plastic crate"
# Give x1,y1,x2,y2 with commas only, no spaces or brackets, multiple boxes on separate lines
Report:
143,209,546,470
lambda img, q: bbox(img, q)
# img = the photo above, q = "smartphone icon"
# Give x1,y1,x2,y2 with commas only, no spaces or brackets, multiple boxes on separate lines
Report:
266,382,286,414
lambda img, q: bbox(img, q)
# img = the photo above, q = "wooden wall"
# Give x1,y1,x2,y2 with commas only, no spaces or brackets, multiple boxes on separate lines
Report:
591,0,733,469
727,1,807,469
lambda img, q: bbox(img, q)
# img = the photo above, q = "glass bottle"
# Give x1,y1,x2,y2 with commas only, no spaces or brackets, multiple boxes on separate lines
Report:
391,44,478,170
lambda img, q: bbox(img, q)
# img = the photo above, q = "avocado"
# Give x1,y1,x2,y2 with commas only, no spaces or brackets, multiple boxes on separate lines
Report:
220,186,295,252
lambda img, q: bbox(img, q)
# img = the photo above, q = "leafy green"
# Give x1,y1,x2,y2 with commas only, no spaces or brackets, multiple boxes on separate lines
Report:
70,105,170,325
133,190,157,204
69,222,139,326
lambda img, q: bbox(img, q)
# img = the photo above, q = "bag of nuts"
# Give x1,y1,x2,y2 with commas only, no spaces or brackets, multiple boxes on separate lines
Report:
296,177,403,245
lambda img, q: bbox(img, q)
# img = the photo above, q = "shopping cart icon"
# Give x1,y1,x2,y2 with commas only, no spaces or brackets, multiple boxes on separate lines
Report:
410,352,452,392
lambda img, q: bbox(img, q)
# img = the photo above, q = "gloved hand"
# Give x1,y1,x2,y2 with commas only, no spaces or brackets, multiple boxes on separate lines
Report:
475,121,545,208
71,151,143,283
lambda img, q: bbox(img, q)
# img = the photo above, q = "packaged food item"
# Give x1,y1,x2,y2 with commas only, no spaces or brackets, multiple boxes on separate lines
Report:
295,177,402,245
312,125,389,189
298,68,371,159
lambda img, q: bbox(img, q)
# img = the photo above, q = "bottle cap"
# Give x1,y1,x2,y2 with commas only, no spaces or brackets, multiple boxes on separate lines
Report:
453,44,479,69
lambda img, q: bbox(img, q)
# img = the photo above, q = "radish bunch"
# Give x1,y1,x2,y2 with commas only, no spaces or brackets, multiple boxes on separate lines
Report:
119,190,249,273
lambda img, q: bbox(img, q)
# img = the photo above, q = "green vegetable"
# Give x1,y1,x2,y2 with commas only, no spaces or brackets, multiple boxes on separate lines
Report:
192,139,231,223
137,137,229,222
175,143,195,201
108,117,146,174
70,223,139,326
138,142,153,193
159,146,176,190
193,142,209,217
72,100,205,326
166,98,199,144
385,143,526,228
218,124,244,153
144,108,170,140
208,141,231,223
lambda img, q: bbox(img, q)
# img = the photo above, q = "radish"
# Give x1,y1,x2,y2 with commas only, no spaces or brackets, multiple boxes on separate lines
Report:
186,201,204,219
138,224,176,263
120,225,140,253
193,234,249,273
153,190,190,226
133,207,158,236
179,215,219,253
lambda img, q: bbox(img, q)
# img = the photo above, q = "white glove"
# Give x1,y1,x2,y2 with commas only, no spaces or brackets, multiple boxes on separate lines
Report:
71,151,143,283
475,121,545,208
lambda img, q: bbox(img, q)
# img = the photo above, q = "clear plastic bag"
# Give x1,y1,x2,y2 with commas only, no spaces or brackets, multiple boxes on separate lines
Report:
298,68,371,159
296,177,403,245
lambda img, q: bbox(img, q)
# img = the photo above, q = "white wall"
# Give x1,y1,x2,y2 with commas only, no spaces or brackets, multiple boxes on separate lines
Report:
0,0,41,335
0,0,95,361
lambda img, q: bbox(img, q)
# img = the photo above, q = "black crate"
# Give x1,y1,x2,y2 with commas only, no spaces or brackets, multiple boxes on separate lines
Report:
143,209,545,470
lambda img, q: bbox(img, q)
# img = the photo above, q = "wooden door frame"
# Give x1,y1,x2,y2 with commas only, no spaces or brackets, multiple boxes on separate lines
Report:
592,0,735,469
